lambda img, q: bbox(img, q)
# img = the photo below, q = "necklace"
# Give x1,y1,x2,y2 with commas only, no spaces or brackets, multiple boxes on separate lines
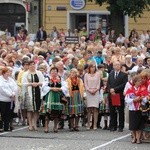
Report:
71,77,78,86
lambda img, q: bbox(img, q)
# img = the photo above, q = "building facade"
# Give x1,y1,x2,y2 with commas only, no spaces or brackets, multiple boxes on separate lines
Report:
42,0,150,36
0,0,40,36
0,0,149,36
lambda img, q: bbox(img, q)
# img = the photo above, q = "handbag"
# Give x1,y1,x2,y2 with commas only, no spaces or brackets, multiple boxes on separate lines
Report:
60,93,68,105
111,93,121,106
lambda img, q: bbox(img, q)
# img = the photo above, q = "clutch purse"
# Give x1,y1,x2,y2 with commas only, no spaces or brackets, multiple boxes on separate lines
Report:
111,93,121,106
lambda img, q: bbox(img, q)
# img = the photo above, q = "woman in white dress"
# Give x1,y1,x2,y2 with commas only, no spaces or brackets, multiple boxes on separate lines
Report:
22,60,44,131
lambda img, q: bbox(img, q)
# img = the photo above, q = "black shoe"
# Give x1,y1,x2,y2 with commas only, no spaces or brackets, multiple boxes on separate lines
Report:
97,126,102,129
103,126,108,130
70,128,74,132
118,128,123,132
110,128,117,132
90,125,93,129
10,126,14,131
4,129,11,132
58,125,64,129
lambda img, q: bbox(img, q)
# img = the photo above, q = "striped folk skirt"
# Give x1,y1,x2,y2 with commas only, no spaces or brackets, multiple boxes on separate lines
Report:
67,90,83,117
42,91,63,113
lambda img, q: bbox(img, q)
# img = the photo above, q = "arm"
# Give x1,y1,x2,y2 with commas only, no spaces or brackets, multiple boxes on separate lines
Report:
125,94,141,104
22,72,33,87
0,82,14,98
17,71,23,87
61,80,70,97
125,94,133,104
95,72,100,92
37,71,45,86
114,74,128,93
41,81,50,97
106,74,111,92
84,73,89,91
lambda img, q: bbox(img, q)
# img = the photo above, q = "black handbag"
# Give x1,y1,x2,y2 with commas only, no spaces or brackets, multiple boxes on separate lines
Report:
60,93,68,105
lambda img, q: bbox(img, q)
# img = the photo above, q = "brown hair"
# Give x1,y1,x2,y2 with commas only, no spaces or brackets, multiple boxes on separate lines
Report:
50,66,58,73
140,69,150,79
132,75,141,85
88,63,96,74
1,67,9,75
28,60,35,65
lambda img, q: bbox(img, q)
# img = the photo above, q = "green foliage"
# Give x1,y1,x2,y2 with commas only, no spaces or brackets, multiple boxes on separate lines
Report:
87,0,150,18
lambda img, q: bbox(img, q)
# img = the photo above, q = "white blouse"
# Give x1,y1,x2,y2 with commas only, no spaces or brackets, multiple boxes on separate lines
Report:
0,76,17,102
125,86,148,111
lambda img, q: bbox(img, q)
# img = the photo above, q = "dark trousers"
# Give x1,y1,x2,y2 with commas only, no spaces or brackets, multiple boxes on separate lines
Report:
109,105,124,129
0,101,11,131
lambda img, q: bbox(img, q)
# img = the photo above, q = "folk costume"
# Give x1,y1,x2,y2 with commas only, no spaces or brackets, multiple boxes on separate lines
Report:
66,77,84,117
41,76,68,120
99,86,109,115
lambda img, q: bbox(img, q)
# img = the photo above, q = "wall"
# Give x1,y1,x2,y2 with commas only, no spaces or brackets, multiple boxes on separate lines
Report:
43,0,149,35
43,0,107,34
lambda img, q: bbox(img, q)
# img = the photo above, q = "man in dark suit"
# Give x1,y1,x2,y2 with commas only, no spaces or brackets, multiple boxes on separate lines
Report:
36,26,47,42
108,30,117,43
107,61,128,132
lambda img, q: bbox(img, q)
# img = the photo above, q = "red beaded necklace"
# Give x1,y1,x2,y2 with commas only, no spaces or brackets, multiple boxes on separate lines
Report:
71,77,78,86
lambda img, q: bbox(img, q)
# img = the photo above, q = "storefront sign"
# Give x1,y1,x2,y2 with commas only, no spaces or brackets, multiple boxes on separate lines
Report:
65,36,79,44
70,0,85,10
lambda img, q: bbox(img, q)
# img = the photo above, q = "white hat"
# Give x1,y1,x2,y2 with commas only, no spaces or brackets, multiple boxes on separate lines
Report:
38,55,44,59
125,55,132,58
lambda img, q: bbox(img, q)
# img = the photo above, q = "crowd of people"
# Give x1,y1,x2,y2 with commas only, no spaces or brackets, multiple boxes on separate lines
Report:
0,25,150,145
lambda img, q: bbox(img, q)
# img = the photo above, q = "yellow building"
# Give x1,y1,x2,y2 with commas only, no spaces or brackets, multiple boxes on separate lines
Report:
42,0,149,36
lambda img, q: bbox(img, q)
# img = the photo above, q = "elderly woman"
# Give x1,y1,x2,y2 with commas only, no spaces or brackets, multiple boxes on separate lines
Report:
84,63,101,130
22,60,44,131
66,68,84,131
42,67,69,133
0,67,17,132
125,75,147,144
111,47,125,64
122,55,135,74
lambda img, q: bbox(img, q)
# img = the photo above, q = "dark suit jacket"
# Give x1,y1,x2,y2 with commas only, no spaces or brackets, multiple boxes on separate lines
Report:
107,70,128,106
108,34,117,43
36,30,47,41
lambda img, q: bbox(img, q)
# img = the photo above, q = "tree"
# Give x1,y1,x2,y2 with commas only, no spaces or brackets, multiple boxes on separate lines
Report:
87,0,150,35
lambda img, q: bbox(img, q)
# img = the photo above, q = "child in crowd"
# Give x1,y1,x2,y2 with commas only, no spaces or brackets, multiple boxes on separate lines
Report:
99,79,110,130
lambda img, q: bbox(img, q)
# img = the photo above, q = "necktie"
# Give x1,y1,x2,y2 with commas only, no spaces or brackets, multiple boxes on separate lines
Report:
115,72,118,79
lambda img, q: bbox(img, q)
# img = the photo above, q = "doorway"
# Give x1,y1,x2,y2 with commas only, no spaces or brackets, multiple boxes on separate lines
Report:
69,13,87,32
0,3,25,36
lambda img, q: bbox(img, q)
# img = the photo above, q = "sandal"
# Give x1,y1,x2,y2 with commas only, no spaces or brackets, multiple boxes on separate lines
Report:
28,127,33,131
131,139,136,143
33,127,38,131
44,130,49,133
136,139,141,144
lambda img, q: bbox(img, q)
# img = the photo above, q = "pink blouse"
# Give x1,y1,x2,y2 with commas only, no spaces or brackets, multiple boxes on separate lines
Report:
84,72,100,91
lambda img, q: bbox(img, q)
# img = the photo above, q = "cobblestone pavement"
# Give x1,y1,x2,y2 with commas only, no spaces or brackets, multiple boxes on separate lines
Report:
0,123,149,150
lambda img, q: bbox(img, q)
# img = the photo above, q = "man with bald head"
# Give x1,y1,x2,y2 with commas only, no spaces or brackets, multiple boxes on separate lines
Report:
107,61,128,132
